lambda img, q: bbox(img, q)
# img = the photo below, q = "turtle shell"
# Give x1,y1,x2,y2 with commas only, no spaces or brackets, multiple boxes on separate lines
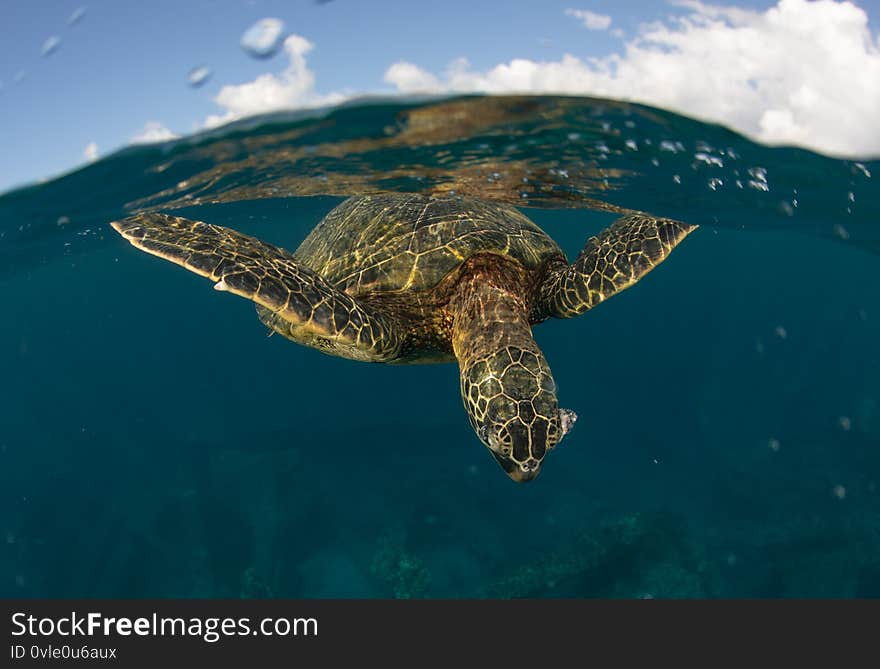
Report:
294,194,564,296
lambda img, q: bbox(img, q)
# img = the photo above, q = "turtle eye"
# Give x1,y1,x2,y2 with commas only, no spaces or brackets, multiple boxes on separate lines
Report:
493,431,513,456
478,424,490,443
480,425,511,456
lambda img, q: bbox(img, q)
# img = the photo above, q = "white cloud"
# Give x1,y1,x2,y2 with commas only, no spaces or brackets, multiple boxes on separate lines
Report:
131,121,179,144
565,8,612,31
83,142,98,161
205,34,346,128
384,0,880,157
383,61,440,93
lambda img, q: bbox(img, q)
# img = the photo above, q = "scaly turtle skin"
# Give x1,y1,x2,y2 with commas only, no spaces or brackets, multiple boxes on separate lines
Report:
111,194,695,482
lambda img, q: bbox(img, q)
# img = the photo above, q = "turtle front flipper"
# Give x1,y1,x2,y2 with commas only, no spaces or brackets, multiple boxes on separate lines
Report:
111,213,402,362
541,214,697,318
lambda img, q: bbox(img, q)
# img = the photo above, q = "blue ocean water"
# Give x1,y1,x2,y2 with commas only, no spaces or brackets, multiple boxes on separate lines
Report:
1,95,878,598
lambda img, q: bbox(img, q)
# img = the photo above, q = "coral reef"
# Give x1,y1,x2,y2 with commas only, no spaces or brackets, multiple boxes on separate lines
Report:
480,512,716,598
370,531,432,599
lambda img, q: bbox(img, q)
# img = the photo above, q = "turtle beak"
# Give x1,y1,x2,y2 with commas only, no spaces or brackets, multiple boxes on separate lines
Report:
506,467,541,483
490,451,542,483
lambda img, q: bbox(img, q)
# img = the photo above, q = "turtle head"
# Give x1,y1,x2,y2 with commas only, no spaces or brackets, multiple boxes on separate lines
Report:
462,347,577,483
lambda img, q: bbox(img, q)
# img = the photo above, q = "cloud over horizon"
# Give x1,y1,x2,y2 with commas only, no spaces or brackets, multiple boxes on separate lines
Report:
167,1,880,159
83,142,98,162
564,8,612,31
205,34,346,128
131,121,179,144
384,0,880,157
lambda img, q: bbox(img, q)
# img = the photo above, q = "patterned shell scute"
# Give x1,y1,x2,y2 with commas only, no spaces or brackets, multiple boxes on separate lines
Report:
294,194,563,295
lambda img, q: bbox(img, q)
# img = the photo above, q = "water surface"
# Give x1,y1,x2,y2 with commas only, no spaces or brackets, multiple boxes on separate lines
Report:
1,95,878,598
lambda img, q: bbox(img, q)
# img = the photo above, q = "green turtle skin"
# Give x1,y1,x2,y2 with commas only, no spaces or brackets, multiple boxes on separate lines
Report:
111,194,695,482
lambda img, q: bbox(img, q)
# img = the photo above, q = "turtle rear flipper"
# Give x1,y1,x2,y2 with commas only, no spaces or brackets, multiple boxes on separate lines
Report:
111,213,402,362
542,214,696,318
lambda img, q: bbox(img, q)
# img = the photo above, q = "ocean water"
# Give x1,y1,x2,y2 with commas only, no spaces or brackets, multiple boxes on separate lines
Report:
1,95,878,598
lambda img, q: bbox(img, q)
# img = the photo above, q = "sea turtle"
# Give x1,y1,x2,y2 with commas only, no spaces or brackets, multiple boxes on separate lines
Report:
111,194,695,482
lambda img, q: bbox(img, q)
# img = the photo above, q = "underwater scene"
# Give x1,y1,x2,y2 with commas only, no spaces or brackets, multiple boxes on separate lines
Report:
1,95,878,598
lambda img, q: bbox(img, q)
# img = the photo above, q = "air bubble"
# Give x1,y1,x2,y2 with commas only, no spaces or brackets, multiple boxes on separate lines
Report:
241,18,285,58
747,167,769,191
41,36,61,57
187,65,212,87
68,7,87,25
659,140,684,153
694,152,724,168
852,162,871,178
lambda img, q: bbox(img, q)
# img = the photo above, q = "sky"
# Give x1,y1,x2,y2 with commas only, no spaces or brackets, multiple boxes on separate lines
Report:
1,0,879,193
